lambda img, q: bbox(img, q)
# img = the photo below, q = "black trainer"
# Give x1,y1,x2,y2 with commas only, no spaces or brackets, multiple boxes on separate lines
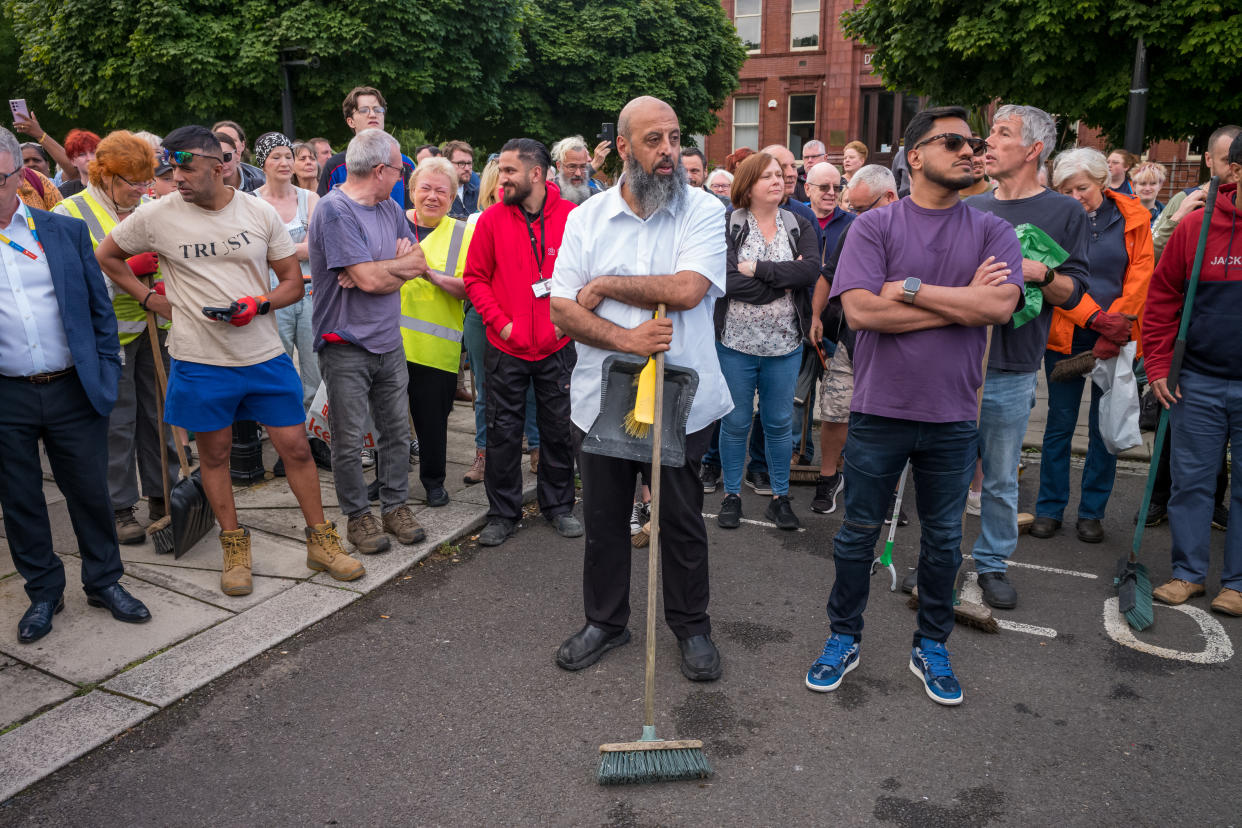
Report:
1212,504,1229,531
901,568,918,594
745,469,772,495
1136,502,1168,527
700,464,721,493
883,493,909,526
810,473,843,514
977,571,1017,609
765,495,801,530
718,494,742,529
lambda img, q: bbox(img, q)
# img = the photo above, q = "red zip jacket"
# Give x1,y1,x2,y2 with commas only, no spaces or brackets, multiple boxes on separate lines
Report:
463,182,573,361
1142,182,1242,382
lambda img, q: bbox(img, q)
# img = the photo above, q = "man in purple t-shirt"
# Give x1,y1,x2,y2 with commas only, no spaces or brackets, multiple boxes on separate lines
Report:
309,128,430,556
806,106,1023,707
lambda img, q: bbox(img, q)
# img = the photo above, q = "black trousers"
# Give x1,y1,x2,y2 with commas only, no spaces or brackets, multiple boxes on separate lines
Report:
407,362,457,492
0,372,123,603
578,425,713,639
483,343,576,521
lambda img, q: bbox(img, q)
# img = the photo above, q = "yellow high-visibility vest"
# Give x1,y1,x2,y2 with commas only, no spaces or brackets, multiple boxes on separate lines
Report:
55,190,167,346
400,217,471,373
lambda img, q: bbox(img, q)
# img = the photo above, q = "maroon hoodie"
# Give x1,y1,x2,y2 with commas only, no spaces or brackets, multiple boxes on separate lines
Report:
463,182,574,361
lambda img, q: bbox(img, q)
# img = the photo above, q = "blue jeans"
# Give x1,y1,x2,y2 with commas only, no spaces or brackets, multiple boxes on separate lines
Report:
702,415,768,476
275,291,319,410
716,343,801,496
971,369,1039,575
1036,350,1117,521
1169,369,1242,589
828,413,977,645
463,305,539,452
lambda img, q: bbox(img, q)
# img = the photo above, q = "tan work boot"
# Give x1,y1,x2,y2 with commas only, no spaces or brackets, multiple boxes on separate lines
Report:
1152,578,1205,605
219,528,253,596
530,447,540,475
346,512,391,555
148,497,166,522
306,521,365,581
382,505,427,544
1210,587,1242,616
464,450,485,485
114,506,145,545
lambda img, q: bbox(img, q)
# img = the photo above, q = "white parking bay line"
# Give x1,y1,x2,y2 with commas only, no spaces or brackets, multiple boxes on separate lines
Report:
963,554,1098,580
702,513,807,532
996,620,1059,638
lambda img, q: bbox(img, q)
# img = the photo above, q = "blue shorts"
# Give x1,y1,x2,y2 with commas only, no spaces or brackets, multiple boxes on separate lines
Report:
165,354,306,433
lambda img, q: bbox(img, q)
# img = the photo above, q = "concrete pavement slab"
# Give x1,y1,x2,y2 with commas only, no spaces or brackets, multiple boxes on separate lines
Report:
0,659,77,732
123,562,299,612
0,569,232,685
117,525,315,580
0,691,154,803
102,582,358,708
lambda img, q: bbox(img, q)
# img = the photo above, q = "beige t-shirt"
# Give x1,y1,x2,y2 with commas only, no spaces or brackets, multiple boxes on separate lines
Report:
110,189,296,366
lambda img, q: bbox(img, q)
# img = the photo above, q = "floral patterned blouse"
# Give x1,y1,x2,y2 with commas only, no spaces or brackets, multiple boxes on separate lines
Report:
721,210,800,357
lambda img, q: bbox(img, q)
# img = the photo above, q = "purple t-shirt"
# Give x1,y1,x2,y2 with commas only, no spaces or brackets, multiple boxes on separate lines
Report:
830,198,1023,423
308,188,415,354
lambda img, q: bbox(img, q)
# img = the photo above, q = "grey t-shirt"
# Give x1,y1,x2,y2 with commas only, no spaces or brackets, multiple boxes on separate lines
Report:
965,188,1090,372
308,189,415,354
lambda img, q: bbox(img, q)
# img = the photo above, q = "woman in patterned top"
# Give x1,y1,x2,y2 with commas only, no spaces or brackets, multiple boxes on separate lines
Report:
712,151,821,532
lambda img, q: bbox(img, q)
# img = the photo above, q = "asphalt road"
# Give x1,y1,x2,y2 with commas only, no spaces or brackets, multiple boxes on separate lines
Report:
3,462,1240,826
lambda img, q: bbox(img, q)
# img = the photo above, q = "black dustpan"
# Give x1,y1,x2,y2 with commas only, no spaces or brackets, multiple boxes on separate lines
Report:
170,466,216,559
583,354,699,466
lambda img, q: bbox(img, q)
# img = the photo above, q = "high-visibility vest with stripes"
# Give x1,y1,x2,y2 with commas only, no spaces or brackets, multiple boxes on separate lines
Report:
400,217,471,373
55,191,167,346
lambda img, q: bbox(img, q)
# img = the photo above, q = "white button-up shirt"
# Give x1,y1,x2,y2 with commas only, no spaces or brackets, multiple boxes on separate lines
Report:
551,182,733,434
0,203,72,376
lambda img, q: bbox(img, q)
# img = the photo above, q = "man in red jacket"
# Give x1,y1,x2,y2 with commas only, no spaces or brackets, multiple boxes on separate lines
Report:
1144,133,1242,616
463,138,583,547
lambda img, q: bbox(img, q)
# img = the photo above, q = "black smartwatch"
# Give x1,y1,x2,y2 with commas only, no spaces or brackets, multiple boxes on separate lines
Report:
1038,266,1056,287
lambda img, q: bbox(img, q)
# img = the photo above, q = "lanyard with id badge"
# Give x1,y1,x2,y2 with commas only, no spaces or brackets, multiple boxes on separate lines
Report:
526,209,552,298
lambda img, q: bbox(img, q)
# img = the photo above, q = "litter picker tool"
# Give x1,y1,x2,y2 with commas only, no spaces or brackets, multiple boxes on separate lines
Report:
872,461,908,591
147,309,217,558
1121,176,1221,631
598,304,711,785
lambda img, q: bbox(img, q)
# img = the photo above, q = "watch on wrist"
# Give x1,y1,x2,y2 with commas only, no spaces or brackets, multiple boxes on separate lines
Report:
1039,266,1056,287
901,277,922,304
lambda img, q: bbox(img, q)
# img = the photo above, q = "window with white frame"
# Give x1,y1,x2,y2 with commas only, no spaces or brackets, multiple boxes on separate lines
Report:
733,97,759,151
791,0,820,49
735,0,761,52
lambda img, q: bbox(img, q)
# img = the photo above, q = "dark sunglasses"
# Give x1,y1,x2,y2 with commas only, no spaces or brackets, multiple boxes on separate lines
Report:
161,149,225,167
913,133,986,156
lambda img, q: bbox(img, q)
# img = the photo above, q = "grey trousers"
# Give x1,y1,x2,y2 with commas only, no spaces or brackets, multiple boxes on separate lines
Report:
318,342,410,518
108,329,178,510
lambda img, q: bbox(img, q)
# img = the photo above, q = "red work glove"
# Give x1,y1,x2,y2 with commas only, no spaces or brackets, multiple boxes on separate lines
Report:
1092,337,1121,361
228,295,270,327
152,281,165,296
126,252,159,277
1088,310,1136,345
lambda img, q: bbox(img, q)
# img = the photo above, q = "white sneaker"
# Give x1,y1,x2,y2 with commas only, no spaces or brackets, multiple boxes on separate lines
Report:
360,449,376,469
629,501,650,536
966,489,981,516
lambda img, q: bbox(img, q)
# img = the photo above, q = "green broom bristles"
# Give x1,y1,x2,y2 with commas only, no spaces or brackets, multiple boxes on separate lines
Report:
1116,560,1153,631
597,747,712,785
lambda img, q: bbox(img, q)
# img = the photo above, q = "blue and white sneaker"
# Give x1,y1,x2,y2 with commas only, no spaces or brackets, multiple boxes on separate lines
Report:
805,633,859,692
909,638,964,706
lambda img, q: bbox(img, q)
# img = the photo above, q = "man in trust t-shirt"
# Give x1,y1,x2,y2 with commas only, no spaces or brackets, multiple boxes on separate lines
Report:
98,125,365,598
807,107,1023,707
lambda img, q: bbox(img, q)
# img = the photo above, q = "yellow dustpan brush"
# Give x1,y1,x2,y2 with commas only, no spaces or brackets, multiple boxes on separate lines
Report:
623,356,656,438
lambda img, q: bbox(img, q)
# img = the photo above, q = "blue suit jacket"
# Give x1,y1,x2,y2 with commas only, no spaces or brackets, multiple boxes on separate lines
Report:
31,208,121,417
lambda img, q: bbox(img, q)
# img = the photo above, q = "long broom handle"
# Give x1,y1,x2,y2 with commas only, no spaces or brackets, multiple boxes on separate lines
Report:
146,308,192,478
145,307,173,508
1132,176,1220,560
644,304,668,730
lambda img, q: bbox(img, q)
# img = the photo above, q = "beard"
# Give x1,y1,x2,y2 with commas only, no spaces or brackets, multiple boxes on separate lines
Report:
553,172,592,205
924,163,976,191
502,178,532,207
625,153,687,216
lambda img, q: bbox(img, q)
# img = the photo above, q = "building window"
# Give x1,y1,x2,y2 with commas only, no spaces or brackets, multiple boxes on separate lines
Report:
735,0,761,52
791,0,820,49
788,95,816,156
733,97,759,151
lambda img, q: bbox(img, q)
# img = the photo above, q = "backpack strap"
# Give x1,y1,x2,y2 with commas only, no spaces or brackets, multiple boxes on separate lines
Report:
778,207,801,251
728,208,748,248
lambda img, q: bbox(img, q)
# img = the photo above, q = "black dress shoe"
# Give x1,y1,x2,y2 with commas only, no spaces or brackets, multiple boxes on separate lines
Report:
555,624,631,671
1076,518,1104,543
425,487,450,508
901,568,918,595
977,571,1018,609
85,583,151,624
679,634,722,681
1028,516,1062,539
18,597,64,643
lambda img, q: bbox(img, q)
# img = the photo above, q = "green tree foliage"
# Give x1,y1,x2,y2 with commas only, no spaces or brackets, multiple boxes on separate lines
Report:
457,0,747,150
841,0,1242,146
4,0,525,144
